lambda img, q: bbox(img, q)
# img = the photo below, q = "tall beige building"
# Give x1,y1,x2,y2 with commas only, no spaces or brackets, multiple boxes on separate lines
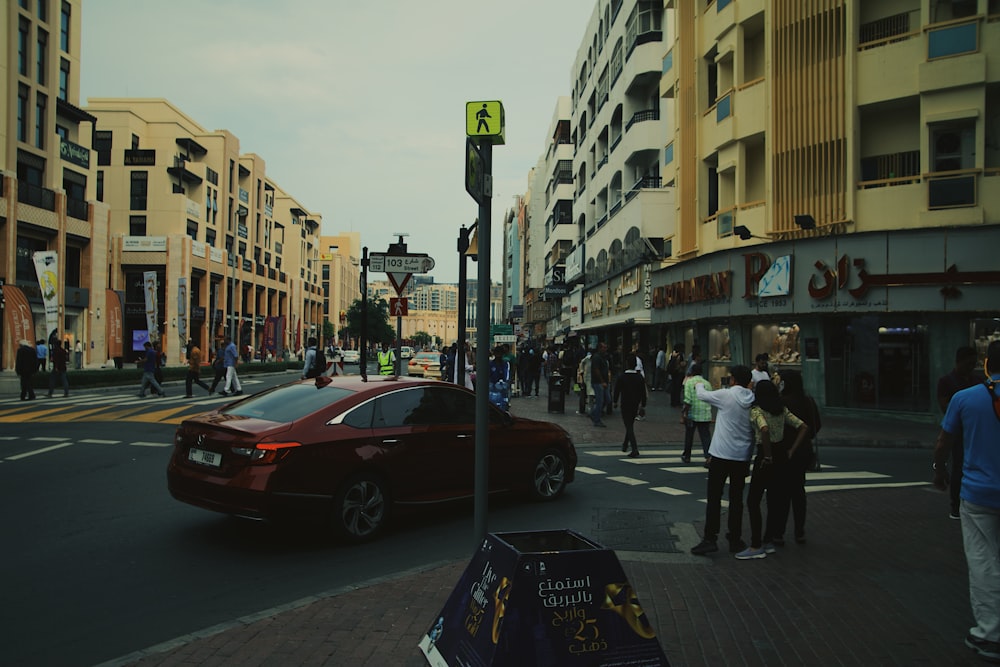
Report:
2,0,110,370
85,98,324,362
319,232,361,347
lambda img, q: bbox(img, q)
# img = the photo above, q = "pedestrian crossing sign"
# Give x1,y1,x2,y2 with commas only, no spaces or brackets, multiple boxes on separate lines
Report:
466,100,505,145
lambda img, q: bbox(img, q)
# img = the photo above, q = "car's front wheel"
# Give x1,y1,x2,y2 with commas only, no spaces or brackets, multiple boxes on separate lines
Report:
331,473,389,542
531,449,568,501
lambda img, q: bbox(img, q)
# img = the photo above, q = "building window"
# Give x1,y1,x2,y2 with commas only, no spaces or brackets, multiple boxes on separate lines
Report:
35,93,47,149
129,215,147,236
96,170,104,202
131,134,139,150
37,0,48,22
19,18,30,76
65,247,81,288
55,124,67,140
17,85,29,142
94,130,111,166
206,229,216,247
60,2,70,52
37,29,47,84
59,58,69,100
16,236,48,283
187,220,198,241
130,171,148,210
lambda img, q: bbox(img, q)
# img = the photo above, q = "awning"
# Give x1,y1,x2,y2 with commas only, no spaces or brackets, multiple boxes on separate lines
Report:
573,312,651,332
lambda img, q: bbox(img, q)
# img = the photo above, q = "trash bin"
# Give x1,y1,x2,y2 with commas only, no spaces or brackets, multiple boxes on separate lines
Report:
418,529,670,666
547,373,566,414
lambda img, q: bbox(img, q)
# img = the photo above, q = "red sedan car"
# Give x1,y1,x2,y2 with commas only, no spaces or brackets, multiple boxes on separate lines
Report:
167,375,576,542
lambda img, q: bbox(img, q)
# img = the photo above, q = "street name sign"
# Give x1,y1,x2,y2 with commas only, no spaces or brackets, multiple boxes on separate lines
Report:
368,253,435,274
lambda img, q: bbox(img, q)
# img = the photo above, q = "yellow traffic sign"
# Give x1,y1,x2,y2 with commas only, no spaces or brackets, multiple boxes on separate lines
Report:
466,100,505,145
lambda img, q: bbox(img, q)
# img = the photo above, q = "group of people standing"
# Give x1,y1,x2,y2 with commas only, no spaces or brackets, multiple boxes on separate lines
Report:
686,362,821,561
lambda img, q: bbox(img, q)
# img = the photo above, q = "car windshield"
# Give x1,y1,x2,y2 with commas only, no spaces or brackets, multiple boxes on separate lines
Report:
223,383,356,423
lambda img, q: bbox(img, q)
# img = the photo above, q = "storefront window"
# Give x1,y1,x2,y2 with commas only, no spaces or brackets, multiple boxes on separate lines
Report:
825,316,930,412
751,322,801,366
971,317,1000,368
708,325,731,363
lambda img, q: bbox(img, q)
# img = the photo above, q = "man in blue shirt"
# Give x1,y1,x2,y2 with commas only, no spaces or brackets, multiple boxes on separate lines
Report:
220,335,243,397
934,339,1000,662
137,341,166,398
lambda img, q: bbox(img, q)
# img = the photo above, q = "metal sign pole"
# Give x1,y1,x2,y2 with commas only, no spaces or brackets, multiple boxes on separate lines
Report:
473,140,492,545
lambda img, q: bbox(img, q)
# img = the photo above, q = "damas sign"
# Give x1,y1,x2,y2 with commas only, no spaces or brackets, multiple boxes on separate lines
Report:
652,271,732,308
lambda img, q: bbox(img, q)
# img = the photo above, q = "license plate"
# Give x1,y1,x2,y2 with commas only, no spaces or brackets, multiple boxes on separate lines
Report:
188,447,221,468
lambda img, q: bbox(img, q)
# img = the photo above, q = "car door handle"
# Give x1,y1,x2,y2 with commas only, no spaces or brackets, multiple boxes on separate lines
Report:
456,434,473,439
381,439,400,446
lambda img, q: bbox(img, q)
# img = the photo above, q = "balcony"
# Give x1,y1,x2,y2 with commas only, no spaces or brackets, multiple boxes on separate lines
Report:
66,197,89,221
17,181,56,211
927,170,977,209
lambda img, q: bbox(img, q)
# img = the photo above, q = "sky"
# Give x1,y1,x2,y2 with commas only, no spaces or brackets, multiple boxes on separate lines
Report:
80,1,594,284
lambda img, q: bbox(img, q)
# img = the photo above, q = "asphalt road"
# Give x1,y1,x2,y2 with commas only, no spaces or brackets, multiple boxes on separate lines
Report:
0,370,935,666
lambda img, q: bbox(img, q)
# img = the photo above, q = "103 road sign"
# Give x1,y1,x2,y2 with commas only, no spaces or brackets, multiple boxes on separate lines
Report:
368,253,435,274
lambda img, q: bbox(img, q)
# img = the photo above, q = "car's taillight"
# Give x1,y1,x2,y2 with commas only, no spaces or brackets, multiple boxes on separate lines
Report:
232,441,302,465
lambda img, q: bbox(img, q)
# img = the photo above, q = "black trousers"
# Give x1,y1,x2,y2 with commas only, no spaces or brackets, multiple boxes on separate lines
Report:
208,366,226,392
766,444,809,541
20,374,36,400
620,407,639,453
186,370,211,395
703,456,750,544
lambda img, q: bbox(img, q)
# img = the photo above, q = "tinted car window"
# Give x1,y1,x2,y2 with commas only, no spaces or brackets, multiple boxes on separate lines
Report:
224,384,355,423
432,386,477,424
374,387,441,427
342,399,374,428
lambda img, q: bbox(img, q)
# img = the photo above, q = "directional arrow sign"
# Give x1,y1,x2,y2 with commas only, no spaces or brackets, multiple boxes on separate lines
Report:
368,253,435,274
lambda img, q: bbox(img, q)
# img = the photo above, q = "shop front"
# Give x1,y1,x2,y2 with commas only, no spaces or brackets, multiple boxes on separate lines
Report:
649,226,1000,420
576,263,653,371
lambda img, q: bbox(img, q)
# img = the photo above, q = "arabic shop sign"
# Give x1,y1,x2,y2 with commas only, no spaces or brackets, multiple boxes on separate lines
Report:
807,255,1000,300
652,271,732,308
586,267,648,319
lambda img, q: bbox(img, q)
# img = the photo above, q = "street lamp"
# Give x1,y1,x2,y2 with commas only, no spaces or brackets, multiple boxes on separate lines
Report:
794,214,816,231
733,224,770,241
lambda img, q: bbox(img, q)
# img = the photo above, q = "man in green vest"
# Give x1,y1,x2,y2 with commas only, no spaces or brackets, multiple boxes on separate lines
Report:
378,342,396,376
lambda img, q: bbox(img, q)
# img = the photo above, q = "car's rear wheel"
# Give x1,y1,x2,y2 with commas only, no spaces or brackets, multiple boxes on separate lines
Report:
332,473,389,542
531,449,568,501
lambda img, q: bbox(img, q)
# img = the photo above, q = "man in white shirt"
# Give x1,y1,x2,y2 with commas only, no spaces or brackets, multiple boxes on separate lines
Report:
691,365,756,556
751,353,771,387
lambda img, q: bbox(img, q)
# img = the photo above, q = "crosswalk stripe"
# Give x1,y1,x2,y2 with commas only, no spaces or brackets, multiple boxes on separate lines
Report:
131,441,172,448
0,408,74,422
79,439,121,444
607,476,648,486
806,481,927,493
805,471,888,480
650,486,691,496
30,436,72,441
7,442,74,460
658,466,713,474
119,406,191,423
624,457,684,464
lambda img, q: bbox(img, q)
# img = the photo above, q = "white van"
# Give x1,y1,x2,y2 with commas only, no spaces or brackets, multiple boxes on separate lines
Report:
400,346,414,359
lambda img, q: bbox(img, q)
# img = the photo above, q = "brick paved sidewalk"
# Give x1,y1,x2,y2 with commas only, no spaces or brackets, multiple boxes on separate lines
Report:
112,484,978,667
